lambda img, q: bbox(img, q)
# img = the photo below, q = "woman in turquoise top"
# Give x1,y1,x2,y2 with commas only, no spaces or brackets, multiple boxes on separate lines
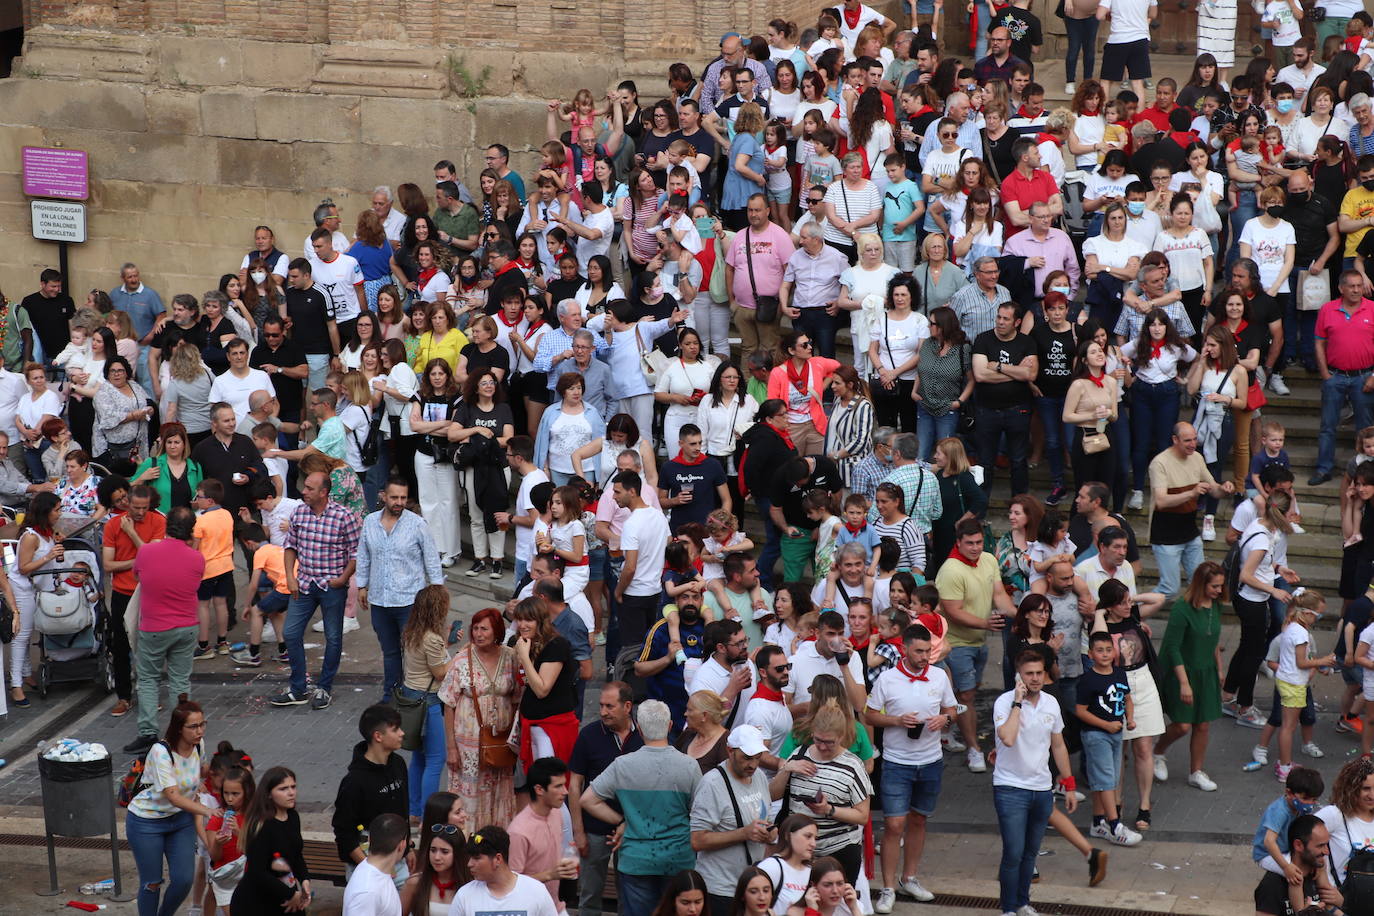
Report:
132,422,204,512
720,102,767,231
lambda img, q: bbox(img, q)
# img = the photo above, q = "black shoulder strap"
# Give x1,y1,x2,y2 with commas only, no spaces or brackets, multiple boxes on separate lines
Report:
714,764,755,865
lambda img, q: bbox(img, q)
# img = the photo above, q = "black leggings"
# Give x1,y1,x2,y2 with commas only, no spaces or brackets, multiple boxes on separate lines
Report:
871,379,916,432
825,841,864,886
1222,594,1271,708
108,590,134,701
1071,427,1115,492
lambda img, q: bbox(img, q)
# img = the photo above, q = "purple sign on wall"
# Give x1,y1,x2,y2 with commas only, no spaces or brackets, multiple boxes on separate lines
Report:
22,147,89,201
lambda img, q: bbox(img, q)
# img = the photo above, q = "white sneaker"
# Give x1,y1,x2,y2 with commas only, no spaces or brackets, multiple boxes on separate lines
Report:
1111,822,1143,846
1252,744,1269,765
874,888,896,914
1065,81,1077,94
1089,821,1111,840
1269,372,1290,396
898,877,934,902
1153,754,1168,782
1303,741,1325,758
1291,522,1306,535
1017,907,1041,916
311,619,324,633
1201,515,1216,541
1128,489,1144,510
343,616,360,634
942,731,966,753
967,748,987,773
1188,770,1218,792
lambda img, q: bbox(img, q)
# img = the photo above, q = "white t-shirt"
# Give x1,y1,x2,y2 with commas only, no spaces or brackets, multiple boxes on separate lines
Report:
1101,0,1157,43
1073,114,1107,168
743,692,794,757
1085,169,1133,203
311,252,365,324
1318,804,1374,888
1276,621,1313,685
1236,520,1277,603
1238,218,1296,291
1264,0,1301,46
304,229,351,263
923,147,972,190
514,468,551,565
661,212,703,255
208,368,273,426
837,3,888,50
452,875,560,916
1277,62,1325,99
1124,211,1163,248
342,859,402,916
339,403,370,472
991,689,1063,791
786,639,864,705
1153,228,1212,291
1082,234,1148,271
688,654,757,711
577,207,616,274
758,855,811,916
866,663,956,765
1169,169,1224,204
417,269,452,305
1359,622,1374,698
621,506,670,597
869,310,929,380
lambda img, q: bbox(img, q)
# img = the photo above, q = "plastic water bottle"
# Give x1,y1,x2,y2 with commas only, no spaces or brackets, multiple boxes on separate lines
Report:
358,825,370,857
561,841,580,879
272,852,298,890
79,878,115,894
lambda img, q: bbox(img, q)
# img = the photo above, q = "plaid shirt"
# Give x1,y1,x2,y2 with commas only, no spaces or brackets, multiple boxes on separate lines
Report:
868,462,942,534
849,454,890,506
284,500,362,590
949,282,1011,341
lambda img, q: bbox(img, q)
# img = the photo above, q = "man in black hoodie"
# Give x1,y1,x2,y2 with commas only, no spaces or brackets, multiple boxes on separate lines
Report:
332,704,409,869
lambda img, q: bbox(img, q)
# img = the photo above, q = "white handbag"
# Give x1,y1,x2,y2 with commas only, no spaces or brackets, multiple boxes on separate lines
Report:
1298,271,1330,312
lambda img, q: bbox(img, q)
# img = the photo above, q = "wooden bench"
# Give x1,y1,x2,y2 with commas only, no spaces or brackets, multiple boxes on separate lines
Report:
302,838,348,887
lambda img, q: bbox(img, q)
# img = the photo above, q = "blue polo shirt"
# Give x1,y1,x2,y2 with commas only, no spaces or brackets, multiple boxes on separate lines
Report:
640,616,705,730
109,284,166,341
568,721,644,835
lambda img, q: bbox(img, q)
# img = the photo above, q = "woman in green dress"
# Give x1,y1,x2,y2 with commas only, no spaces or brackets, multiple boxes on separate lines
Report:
1153,560,1226,792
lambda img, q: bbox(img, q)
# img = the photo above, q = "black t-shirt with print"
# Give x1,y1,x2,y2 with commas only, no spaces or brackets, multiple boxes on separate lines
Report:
1253,870,1318,916
1075,665,1130,731
972,329,1036,409
1029,318,1078,399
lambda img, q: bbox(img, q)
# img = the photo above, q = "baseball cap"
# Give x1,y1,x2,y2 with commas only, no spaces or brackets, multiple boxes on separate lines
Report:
753,604,775,620
727,724,768,756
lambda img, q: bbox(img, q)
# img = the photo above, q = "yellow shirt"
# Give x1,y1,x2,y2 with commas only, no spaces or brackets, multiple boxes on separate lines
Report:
1341,186,1374,257
193,507,235,579
934,551,1000,649
412,328,470,375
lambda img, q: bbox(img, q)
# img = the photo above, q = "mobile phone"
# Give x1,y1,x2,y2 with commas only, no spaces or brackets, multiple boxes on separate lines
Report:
811,788,825,804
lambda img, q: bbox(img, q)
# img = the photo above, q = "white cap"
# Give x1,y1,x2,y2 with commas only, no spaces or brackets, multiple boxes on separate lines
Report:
752,604,775,620
727,724,768,756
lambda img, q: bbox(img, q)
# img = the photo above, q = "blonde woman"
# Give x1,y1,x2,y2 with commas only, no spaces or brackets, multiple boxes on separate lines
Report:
835,231,899,378
676,689,730,772
163,341,215,446
929,437,988,576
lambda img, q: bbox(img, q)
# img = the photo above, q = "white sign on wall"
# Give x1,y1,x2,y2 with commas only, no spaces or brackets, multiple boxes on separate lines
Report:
31,200,87,243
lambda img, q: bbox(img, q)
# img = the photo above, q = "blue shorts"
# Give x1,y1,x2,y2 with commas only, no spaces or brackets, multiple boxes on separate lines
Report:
879,759,944,816
767,186,791,204
588,546,607,584
1343,663,1361,687
1080,728,1124,792
258,589,289,615
945,644,989,693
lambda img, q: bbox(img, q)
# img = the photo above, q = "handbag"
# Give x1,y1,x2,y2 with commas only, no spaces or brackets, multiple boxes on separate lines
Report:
1299,271,1330,311
1081,429,1110,454
636,324,671,386
393,675,434,752
208,854,246,886
745,228,781,323
957,344,977,439
471,647,519,769
1246,377,1268,412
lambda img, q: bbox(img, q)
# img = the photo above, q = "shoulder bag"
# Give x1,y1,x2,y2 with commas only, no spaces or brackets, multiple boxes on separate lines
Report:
957,343,977,439
636,323,671,387
471,646,519,769
745,228,781,323
713,764,758,865
394,674,434,752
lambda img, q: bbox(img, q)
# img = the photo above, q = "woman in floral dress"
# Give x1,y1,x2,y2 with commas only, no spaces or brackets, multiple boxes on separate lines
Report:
439,607,519,829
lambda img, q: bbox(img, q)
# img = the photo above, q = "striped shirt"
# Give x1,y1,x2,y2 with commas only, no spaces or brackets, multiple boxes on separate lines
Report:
868,463,942,534
849,454,889,505
824,396,874,488
872,514,927,573
949,282,1012,341
777,747,872,856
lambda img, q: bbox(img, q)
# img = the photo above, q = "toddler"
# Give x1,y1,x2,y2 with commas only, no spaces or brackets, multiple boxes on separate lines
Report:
664,140,703,201
1028,509,1076,587
1231,135,1263,202
555,88,609,137
52,325,92,373
252,422,286,499
807,489,842,580
1252,765,1324,878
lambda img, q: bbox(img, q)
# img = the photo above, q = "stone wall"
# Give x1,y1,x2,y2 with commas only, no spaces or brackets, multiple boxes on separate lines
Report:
0,0,902,300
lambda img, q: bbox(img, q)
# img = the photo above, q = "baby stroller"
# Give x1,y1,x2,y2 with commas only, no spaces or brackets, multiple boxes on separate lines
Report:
30,537,112,698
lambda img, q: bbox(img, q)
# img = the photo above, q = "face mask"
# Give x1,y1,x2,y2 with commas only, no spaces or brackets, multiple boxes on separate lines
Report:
1276,99,1295,114
1051,286,1071,297
1265,205,1285,218
250,272,267,284
1294,801,1316,816
1364,179,1374,192
1289,191,1310,205
1127,201,1145,216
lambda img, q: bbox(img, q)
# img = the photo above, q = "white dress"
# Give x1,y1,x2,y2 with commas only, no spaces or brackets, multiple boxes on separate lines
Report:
654,357,719,449
1197,0,1238,68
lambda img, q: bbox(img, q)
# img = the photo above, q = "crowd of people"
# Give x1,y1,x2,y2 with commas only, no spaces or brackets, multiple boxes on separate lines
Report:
16,0,1374,914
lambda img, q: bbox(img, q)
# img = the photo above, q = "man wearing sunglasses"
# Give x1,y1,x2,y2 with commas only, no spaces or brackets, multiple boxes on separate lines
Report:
744,645,795,769
249,315,309,447
791,185,831,247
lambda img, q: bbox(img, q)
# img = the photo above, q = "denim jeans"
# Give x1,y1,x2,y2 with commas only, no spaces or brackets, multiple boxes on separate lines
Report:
603,551,623,668
1131,380,1181,490
757,496,782,589
362,444,391,515
400,685,446,816
1151,536,1203,597
285,581,347,695
1033,395,1073,487
617,872,669,916
917,404,959,462
1318,371,1374,475
1226,190,1257,269
1065,16,1100,82
125,809,196,916
975,405,1032,497
973,0,996,59
370,603,414,702
993,785,1053,913
793,307,842,359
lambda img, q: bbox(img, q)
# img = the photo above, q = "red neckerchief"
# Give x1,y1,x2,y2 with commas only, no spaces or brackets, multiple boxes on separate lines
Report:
1346,35,1365,54
673,451,707,466
844,520,866,535
884,634,905,647
1230,319,1248,344
418,266,438,289
516,257,537,271
1208,358,1221,371
1086,371,1106,388
786,358,809,395
848,635,870,651
497,309,522,328
843,6,862,27
1169,130,1197,148
1018,105,1043,120
896,659,929,681
947,547,979,568
434,878,458,900
1150,339,1166,361
771,421,795,451
910,105,933,118
753,682,786,703
1034,131,1057,146
692,557,704,574
493,260,519,278
522,320,545,340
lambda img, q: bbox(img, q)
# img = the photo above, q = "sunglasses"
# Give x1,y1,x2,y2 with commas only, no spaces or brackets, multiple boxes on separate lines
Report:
940,132,957,139
772,663,793,672
808,198,825,205
430,824,461,835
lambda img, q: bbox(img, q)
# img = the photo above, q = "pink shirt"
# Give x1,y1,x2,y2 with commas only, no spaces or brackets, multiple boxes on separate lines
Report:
508,804,563,906
1315,297,1374,371
133,539,205,632
725,222,796,308
595,485,662,541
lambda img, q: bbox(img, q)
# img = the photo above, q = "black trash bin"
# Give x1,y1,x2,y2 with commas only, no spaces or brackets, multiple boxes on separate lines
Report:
36,753,128,899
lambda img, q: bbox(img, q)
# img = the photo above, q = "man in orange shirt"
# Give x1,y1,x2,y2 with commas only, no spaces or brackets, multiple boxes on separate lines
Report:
100,484,166,718
192,477,236,659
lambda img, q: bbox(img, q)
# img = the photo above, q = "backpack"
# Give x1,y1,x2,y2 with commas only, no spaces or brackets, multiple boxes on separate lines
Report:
1338,814,1374,911
117,740,170,808
352,405,384,468
1223,530,1264,602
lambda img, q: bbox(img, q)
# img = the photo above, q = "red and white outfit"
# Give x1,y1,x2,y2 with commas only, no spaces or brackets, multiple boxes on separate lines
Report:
767,356,841,455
